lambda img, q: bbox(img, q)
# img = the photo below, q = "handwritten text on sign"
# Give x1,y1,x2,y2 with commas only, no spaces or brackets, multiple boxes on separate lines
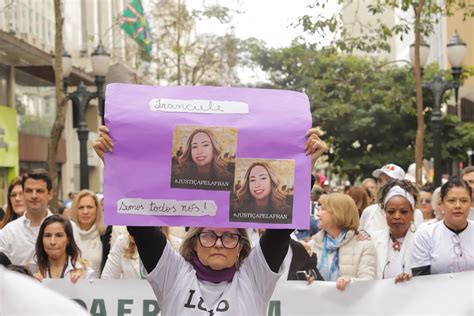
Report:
117,199,217,217
149,98,249,114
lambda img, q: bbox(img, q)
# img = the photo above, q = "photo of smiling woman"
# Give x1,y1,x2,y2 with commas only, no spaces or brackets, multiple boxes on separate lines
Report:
230,159,294,224
171,125,237,191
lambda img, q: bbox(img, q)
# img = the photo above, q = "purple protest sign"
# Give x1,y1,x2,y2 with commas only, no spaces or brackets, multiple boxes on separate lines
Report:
104,84,312,228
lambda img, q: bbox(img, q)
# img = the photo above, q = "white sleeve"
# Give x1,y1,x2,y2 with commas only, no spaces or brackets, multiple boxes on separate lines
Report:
0,226,12,258
101,236,126,279
146,242,189,302
414,209,424,228
359,206,371,230
411,226,432,269
240,243,284,305
69,221,81,249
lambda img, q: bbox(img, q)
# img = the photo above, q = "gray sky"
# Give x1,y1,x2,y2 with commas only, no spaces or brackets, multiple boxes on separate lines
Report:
189,0,326,48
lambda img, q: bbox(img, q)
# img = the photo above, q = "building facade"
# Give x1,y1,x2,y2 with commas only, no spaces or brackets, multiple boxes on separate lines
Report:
0,0,139,206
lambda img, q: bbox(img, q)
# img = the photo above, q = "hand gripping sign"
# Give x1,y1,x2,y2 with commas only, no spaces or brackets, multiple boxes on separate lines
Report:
104,84,311,228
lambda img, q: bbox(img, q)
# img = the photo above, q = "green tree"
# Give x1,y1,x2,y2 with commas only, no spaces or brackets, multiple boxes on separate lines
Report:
246,42,474,182
299,0,474,184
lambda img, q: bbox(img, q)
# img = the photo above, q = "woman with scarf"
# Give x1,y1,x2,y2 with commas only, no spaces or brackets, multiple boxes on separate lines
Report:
93,125,327,314
308,193,377,290
371,179,419,282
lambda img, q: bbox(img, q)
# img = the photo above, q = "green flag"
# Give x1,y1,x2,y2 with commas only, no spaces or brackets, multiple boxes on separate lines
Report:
120,0,152,58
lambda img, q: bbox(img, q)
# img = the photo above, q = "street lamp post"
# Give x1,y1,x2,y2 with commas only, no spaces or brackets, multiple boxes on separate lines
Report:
54,43,111,190
409,31,467,187
69,83,96,190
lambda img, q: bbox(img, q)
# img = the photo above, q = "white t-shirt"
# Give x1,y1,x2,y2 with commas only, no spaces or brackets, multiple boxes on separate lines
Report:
0,211,80,270
147,241,283,316
359,204,424,236
469,207,474,221
411,220,474,274
43,257,92,280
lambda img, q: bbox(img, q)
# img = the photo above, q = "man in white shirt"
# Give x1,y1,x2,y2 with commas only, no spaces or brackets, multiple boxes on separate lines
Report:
359,163,423,235
462,166,474,220
0,169,79,271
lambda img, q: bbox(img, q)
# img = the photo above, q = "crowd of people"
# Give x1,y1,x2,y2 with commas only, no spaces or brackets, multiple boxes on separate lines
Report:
0,125,473,315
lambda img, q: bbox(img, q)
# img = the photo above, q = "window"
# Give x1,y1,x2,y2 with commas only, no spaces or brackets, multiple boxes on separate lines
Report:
15,69,56,137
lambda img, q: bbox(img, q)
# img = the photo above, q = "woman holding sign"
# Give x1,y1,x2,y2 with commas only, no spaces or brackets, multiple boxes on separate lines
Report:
93,125,327,316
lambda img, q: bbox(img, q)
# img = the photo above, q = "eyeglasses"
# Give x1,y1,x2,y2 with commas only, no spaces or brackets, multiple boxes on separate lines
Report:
452,234,463,257
197,231,242,249
419,198,431,204
9,192,23,199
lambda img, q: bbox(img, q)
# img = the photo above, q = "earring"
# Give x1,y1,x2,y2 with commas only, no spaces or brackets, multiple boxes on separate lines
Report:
410,222,416,233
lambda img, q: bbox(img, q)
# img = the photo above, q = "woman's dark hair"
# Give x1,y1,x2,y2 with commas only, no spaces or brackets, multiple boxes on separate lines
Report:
421,184,435,193
377,179,419,210
0,177,23,229
440,176,472,201
35,215,81,277
0,251,12,266
7,264,34,278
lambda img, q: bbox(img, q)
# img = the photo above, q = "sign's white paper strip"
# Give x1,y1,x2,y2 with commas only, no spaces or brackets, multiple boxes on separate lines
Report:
149,98,249,114
117,198,216,217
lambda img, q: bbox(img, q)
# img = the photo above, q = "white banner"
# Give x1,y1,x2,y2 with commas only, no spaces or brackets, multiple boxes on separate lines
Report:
44,272,474,316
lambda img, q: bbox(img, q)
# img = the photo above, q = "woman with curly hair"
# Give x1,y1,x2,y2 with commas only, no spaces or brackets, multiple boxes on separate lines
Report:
371,179,419,282
231,162,291,224
175,128,232,184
